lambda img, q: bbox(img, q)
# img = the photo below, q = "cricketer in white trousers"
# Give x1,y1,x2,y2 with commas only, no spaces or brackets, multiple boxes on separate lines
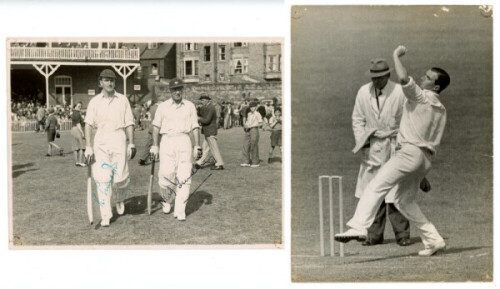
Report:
152,98,200,218
158,134,194,216
85,92,135,221
347,76,447,249
92,130,131,220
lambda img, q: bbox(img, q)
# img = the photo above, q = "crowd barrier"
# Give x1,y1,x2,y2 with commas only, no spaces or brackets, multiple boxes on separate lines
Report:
11,119,151,132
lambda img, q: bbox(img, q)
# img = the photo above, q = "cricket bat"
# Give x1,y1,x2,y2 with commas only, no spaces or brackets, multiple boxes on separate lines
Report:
87,162,93,225
147,159,155,215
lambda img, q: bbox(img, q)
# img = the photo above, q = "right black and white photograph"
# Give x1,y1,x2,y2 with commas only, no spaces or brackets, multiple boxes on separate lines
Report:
291,5,492,282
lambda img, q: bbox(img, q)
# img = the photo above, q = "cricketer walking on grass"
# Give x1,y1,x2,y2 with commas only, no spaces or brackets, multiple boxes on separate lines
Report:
84,69,136,227
150,78,202,221
335,45,450,257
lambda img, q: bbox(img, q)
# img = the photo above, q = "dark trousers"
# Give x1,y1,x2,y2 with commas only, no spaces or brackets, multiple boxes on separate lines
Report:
367,200,410,242
242,127,259,165
139,133,154,161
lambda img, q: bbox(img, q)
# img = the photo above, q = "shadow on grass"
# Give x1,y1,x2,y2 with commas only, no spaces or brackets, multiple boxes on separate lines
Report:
123,193,157,215
269,156,282,163
186,190,213,216
12,163,35,170
115,190,213,217
12,163,38,178
383,237,422,245
349,246,488,264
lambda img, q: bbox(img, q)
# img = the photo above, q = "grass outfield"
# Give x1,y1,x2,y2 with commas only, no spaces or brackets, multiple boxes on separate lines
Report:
291,6,492,281
10,127,282,246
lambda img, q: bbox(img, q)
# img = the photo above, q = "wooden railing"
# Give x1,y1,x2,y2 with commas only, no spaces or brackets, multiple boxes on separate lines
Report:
11,119,151,132
10,47,140,61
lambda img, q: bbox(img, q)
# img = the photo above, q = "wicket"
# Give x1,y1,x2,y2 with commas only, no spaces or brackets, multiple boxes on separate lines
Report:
318,175,344,257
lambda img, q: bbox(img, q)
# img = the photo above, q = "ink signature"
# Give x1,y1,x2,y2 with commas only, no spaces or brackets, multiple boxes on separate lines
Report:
163,156,215,192
93,162,130,206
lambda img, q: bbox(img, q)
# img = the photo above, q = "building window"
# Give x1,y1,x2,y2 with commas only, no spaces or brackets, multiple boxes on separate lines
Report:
185,43,199,51
204,46,211,62
266,55,281,72
234,59,248,74
55,75,72,86
219,73,225,81
184,59,199,76
234,42,248,47
205,74,211,81
218,45,226,61
151,64,158,75
148,43,158,49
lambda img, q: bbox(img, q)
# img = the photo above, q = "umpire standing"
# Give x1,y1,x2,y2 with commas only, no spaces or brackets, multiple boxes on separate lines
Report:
351,59,410,246
195,93,225,170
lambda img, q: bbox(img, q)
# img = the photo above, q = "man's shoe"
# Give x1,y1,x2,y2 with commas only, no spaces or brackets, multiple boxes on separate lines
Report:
250,164,260,168
240,163,251,167
45,154,51,157
138,159,148,166
211,165,224,170
268,158,272,163
116,201,125,215
161,201,171,214
194,163,202,170
362,239,383,246
334,229,367,243
80,162,87,167
59,149,64,156
418,241,446,256
398,238,411,247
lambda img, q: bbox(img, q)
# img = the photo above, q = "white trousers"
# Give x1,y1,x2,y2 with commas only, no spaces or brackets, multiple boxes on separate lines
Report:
347,143,444,248
92,129,130,220
158,134,193,217
197,135,224,166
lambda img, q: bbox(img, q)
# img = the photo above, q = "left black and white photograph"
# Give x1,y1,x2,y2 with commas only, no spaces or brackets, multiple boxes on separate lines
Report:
7,38,283,248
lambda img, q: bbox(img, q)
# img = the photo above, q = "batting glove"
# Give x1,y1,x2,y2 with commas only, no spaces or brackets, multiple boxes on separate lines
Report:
193,146,202,161
150,145,159,161
84,146,94,164
127,144,136,160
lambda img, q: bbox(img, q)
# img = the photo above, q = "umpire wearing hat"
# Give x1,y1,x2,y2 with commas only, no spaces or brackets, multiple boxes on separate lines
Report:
351,58,411,246
84,69,136,227
195,92,225,170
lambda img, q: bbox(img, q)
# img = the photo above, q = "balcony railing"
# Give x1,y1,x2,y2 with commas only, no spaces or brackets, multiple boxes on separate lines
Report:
10,47,140,61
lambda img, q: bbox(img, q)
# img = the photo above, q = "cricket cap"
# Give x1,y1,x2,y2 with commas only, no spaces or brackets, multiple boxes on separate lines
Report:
169,78,184,89
99,69,117,79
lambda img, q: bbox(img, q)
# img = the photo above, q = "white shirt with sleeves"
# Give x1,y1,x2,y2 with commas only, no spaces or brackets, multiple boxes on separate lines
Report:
245,110,263,128
398,77,447,154
84,92,134,132
152,98,200,135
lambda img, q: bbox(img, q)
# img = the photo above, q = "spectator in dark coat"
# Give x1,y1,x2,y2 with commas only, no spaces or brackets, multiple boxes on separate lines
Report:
195,93,225,170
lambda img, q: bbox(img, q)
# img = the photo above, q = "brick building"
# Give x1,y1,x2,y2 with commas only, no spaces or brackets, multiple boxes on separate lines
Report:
176,42,282,84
